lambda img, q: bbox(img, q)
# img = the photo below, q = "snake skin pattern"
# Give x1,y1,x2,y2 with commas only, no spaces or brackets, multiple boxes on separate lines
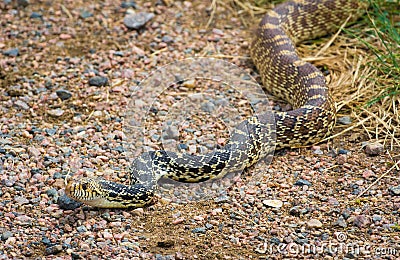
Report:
65,0,367,208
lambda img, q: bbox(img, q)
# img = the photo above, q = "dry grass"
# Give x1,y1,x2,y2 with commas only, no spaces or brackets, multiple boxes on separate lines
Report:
208,0,400,151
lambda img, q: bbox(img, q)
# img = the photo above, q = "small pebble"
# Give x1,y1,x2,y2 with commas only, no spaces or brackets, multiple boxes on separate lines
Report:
14,100,30,110
389,185,400,195
102,231,113,239
6,85,23,96
372,214,382,222
182,79,196,88
3,48,19,57
161,35,173,43
17,0,30,7
30,12,42,19
313,149,323,155
353,215,370,228
132,208,144,216
1,231,13,241
191,227,206,234
307,219,323,228
337,116,352,125
14,196,29,204
200,101,215,113
46,188,58,197
79,10,93,19
342,210,351,219
172,218,185,225
56,89,73,100
124,12,155,29
76,225,87,232
57,195,82,210
47,108,65,117
262,199,283,208
214,195,230,203
364,142,384,156
45,244,63,255
163,125,179,140
88,76,108,87
121,1,137,8
294,179,312,186
28,147,41,157
289,206,301,216
205,223,213,229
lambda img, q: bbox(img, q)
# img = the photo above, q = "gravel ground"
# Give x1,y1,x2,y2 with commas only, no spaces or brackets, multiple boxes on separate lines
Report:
1,0,399,259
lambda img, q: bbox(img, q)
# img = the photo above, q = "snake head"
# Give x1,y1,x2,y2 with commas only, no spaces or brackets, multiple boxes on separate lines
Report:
65,177,154,208
65,177,108,207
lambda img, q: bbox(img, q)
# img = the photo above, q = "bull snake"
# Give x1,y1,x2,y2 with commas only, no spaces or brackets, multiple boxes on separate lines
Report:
65,0,367,208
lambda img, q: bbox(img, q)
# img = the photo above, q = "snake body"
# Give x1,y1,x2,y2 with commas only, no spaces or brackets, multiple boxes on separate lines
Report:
65,0,367,208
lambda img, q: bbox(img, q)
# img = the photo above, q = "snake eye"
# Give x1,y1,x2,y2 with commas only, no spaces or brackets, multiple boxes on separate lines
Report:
81,183,88,190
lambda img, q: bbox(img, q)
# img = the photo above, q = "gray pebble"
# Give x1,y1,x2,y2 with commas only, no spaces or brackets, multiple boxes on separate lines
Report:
338,149,349,154
30,12,42,19
101,212,111,221
3,48,19,57
188,93,203,101
41,236,52,246
47,108,64,117
320,233,329,240
313,149,323,155
57,195,82,210
230,237,239,244
201,101,215,113
14,100,30,110
45,128,57,136
184,128,196,133
76,225,87,232
342,209,351,219
163,125,179,140
114,51,124,57
191,227,206,234
17,0,30,7
56,89,72,100
45,244,63,255
46,188,58,197
294,179,311,186
294,238,308,245
14,196,29,204
270,237,281,245
123,12,154,30
372,214,382,222
230,213,242,220
337,116,352,125
1,231,13,241
389,185,400,195
121,1,137,9
205,223,213,229
214,195,230,203
215,98,229,106
88,76,108,87
162,35,173,43
151,134,160,141
79,10,93,19
178,143,188,150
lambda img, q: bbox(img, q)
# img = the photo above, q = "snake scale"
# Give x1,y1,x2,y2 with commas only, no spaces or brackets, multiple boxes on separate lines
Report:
66,0,367,208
